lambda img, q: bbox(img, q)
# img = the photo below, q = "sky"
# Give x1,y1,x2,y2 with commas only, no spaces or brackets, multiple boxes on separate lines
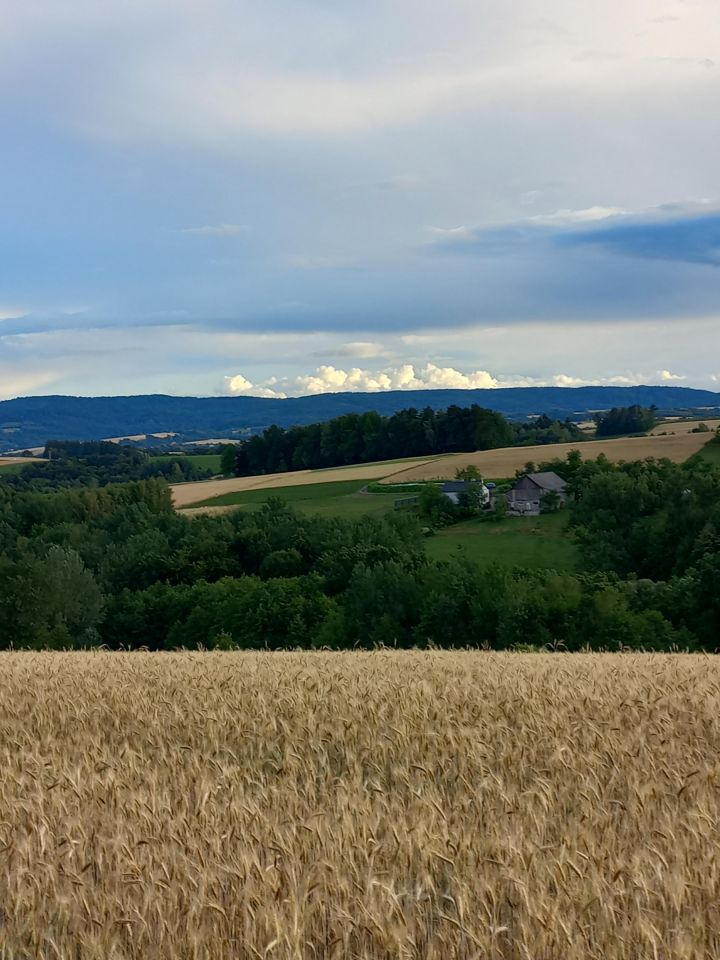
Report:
2,0,720,400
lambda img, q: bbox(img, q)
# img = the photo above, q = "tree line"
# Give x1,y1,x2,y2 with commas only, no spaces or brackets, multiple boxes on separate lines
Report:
1,449,719,650
595,404,657,437
223,405,586,476
2,441,218,491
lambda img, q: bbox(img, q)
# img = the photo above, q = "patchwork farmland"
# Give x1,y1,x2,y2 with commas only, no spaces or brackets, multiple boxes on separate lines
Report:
173,430,716,509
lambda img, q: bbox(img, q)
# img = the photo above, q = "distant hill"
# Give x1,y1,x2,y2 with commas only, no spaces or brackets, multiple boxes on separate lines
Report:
1,386,719,452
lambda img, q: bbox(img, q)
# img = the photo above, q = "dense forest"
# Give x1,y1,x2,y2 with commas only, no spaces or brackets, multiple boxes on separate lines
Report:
595,404,657,437
1,449,719,650
224,406,586,476
2,441,219,491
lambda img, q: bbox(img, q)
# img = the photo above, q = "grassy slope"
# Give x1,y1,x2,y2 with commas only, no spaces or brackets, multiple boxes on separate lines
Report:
151,453,224,472
697,438,720,467
425,511,579,571
192,478,398,519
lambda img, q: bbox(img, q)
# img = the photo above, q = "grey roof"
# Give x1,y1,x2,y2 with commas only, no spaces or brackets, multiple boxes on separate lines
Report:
524,471,567,492
442,480,482,493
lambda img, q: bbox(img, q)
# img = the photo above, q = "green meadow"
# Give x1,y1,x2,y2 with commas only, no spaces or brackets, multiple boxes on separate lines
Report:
193,478,578,569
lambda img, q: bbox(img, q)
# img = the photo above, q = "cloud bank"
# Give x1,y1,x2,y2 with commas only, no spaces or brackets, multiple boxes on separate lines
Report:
223,363,687,399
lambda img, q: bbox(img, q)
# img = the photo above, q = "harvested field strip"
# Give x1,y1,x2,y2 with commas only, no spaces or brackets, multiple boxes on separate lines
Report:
0,457,36,474
1,651,719,958
172,456,441,508
385,432,715,483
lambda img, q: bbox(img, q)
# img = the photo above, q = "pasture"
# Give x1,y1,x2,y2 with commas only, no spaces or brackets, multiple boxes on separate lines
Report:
189,477,399,519
425,511,578,570
1,651,719,958
696,438,720,468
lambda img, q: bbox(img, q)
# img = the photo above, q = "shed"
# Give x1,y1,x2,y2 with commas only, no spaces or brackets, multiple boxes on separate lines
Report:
441,480,491,506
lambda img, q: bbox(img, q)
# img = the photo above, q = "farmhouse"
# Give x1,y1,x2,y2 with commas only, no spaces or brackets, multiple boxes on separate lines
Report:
507,471,567,516
441,480,491,506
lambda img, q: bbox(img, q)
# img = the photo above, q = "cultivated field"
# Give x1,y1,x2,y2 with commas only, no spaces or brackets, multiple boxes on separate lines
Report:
174,432,716,509
2,651,719,959
385,432,715,483
651,418,720,435
172,457,441,509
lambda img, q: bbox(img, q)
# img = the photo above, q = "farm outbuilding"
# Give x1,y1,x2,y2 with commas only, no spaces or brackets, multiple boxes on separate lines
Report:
441,480,491,506
507,471,568,516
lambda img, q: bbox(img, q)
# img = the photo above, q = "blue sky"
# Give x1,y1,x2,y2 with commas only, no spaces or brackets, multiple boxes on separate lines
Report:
2,0,720,399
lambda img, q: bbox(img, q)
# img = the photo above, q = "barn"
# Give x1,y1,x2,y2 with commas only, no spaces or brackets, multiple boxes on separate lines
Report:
507,471,567,516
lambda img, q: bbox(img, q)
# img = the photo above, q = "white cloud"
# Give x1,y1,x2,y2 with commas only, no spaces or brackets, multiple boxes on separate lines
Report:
225,373,287,399
420,363,498,389
180,224,250,236
221,362,683,398
659,369,686,381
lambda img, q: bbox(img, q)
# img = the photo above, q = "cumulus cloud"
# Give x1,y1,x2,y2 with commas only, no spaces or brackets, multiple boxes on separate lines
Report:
225,374,287,399
222,361,692,398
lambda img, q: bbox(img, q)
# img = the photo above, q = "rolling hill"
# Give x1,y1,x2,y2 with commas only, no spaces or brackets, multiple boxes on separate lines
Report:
1,385,719,452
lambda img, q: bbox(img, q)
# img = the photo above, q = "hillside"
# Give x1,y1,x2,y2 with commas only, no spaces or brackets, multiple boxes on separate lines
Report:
1,385,719,452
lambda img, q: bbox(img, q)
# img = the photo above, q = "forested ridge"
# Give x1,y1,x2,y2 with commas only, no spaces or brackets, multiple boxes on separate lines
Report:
1,447,719,650
3,385,718,451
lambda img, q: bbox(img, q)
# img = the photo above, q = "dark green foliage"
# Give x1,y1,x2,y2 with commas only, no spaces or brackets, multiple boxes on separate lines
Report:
595,405,657,437
1,441,215,492
1,450,719,650
226,405,586,477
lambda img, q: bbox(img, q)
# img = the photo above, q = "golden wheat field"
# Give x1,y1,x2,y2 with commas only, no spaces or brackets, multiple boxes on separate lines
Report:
650,419,720,436
2,652,720,959
385,432,714,483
